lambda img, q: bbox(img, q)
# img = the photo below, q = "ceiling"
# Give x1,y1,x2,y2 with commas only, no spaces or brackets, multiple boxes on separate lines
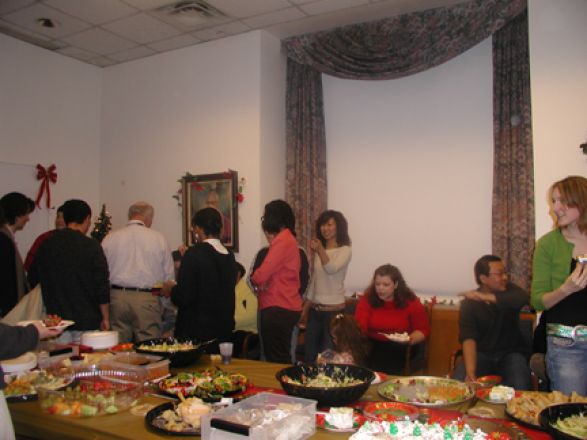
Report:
0,0,463,67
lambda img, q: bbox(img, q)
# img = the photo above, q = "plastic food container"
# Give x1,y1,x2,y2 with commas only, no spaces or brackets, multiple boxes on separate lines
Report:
99,352,169,382
38,367,144,417
201,392,316,440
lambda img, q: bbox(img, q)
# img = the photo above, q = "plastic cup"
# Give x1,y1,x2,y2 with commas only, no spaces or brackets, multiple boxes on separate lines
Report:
219,342,233,364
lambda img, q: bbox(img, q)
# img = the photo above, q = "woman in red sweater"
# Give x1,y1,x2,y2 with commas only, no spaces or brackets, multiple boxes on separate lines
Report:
355,264,430,374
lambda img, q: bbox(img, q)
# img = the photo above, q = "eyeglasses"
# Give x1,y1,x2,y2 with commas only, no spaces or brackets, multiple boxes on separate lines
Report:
488,271,507,277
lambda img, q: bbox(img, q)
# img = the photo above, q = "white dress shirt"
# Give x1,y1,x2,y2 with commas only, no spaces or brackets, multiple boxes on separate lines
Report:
102,220,174,288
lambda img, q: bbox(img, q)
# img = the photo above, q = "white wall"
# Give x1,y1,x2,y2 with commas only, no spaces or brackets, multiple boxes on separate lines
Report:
100,31,280,268
324,38,494,296
0,34,101,256
529,0,587,237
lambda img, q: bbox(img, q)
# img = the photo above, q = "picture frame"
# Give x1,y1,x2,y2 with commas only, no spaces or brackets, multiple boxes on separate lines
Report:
182,171,238,251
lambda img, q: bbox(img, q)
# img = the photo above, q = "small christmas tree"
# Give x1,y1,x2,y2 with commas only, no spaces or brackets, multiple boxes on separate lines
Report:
91,204,112,243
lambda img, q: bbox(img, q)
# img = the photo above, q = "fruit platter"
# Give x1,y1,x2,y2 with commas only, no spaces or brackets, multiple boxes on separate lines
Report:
378,376,474,407
38,368,144,417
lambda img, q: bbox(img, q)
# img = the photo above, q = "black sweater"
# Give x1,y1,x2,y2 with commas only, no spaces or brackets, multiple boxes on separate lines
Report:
28,228,110,331
172,243,236,347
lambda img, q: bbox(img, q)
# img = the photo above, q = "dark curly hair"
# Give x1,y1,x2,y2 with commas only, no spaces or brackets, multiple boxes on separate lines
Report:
261,199,295,235
364,264,416,309
315,210,351,247
330,314,369,367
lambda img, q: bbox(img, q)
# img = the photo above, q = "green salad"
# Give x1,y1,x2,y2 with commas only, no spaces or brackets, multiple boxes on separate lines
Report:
552,413,587,439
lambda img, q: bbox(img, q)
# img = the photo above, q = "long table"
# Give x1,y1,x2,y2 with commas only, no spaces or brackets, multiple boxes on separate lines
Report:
8,357,527,440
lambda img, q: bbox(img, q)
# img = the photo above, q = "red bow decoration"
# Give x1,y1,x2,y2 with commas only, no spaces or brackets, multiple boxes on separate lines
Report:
35,164,57,208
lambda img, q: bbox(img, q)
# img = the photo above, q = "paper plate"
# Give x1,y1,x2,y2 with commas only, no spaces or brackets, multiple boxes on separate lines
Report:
1,352,37,373
46,320,75,331
379,332,410,343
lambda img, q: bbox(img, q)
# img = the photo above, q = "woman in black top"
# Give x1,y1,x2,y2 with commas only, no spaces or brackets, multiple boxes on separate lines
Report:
171,208,236,353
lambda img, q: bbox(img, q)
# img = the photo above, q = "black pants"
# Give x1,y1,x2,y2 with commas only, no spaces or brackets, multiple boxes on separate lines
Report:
368,339,420,375
259,307,300,364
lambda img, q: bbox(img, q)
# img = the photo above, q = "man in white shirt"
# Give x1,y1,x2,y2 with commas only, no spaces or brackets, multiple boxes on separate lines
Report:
102,201,175,343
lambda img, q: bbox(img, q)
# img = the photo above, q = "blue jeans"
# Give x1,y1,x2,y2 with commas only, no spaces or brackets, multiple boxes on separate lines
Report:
453,350,531,390
304,309,337,363
546,335,587,395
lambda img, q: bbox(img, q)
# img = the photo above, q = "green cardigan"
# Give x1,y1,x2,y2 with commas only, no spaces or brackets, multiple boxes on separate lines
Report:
531,228,574,311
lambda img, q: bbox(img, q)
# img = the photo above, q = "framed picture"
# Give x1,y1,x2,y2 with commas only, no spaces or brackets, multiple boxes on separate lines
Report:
182,171,239,251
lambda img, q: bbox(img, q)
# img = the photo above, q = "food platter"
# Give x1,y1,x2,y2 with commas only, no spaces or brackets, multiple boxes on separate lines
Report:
476,387,520,404
539,403,587,440
378,376,474,407
158,369,247,401
146,401,206,436
4,369,73,403
363,402,419,422
505,391,569,430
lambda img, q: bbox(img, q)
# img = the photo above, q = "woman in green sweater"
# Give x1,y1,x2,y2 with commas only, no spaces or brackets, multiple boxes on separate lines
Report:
531,176,587,395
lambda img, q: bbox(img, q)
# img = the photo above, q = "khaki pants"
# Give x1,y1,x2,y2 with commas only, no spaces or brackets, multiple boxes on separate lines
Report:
0,390,15,440
110,290,161,343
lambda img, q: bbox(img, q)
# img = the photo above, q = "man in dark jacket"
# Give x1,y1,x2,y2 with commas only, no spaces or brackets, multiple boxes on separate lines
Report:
29,199,110,343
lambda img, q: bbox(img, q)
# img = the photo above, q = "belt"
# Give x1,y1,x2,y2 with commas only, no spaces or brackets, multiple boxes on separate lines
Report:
547,323,587,342
312,303,346,312
111,285,162,295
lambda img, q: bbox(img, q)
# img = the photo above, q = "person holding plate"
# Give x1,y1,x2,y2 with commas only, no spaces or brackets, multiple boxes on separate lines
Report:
354,264,430,374
531,176,587,395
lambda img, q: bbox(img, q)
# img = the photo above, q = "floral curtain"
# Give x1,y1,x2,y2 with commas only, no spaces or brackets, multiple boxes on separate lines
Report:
492,10,534,290
282,0,533,283
285,60,327,244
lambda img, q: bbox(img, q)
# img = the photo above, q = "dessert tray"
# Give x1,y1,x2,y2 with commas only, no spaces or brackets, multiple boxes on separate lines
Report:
378,376,474,407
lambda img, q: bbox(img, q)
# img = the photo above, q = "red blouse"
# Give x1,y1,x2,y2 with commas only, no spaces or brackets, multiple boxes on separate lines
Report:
354,295,430,341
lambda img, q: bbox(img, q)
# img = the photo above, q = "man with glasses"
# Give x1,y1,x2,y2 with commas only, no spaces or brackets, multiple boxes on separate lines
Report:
454,254,532,390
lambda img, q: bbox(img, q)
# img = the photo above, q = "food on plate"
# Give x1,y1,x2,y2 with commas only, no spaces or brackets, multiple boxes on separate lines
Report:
4,369,72,398
349,419,513,440
156,397,212,432
281,366,364,388
159,369,247,399
551,413,587,439
379,377,473,406
43,314,63,327
137,340,196,352
506,391,570,426
489,386,515,402
324,407,355,429
467,406,498,418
